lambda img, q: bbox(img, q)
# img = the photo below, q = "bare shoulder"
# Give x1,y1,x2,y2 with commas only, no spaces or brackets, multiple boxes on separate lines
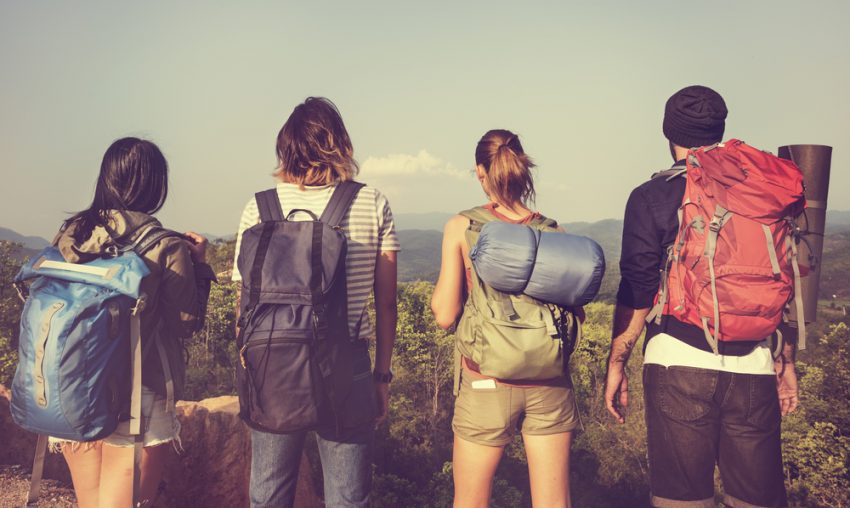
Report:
443,214,469,238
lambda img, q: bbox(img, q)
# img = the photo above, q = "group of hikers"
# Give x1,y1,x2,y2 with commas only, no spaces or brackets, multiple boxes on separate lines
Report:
9,84,805,508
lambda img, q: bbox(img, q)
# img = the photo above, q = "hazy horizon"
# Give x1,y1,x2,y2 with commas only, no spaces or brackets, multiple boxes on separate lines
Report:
2,1,848,239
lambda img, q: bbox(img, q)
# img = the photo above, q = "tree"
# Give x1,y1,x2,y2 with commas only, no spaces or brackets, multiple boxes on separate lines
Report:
782,323,850,507
0,241,25,386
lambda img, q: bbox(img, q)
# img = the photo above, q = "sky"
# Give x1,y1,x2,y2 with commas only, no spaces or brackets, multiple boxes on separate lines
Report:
1,0,848,239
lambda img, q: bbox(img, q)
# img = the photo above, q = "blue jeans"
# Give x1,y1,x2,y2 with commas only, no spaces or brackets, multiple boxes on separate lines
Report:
643,364,787,508
249,347,376,508
250,423,373,508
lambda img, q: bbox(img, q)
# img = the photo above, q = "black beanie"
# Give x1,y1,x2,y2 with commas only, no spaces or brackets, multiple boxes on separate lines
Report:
663,85,728,148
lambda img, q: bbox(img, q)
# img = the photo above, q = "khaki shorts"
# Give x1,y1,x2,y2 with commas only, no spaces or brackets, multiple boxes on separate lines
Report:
452,367,581,447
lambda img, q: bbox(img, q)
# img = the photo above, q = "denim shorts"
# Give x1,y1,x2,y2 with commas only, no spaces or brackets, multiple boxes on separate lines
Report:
643,364,787,508
452,366,580,447
49,385,181,451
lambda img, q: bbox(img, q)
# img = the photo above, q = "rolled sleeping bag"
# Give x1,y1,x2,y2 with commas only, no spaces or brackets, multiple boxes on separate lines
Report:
470,221,606,307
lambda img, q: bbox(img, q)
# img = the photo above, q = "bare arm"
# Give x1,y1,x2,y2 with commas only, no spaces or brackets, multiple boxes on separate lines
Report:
372,250,397,426
373,250,398,374
775,323,799,416
608,304,650,365
431,215,469,330
604,304,650,423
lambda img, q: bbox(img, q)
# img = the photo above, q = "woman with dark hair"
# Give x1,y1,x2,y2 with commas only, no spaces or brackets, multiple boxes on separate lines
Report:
232,97,399,508
432,129,580,508
49,137,216,507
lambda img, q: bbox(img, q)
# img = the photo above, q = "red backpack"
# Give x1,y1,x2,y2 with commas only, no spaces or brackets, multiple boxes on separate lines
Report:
648,140,808,353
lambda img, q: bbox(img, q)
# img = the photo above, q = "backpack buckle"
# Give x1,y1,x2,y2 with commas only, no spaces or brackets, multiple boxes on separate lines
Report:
131,296,147,316
13,282,28,302
687,153,701,168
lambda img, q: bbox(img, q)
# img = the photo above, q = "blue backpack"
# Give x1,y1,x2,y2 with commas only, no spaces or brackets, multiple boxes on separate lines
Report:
11,226,180,506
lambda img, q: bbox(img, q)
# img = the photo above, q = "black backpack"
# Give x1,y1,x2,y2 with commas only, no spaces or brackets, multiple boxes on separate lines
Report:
236,181,364,433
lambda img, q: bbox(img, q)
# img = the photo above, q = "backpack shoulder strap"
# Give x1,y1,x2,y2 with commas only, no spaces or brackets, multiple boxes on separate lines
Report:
255,188,285,222
651,166,687,181
459,206,496,229
528,214,558,230
320,181,365,227
652,160,688,180
131,226,185,257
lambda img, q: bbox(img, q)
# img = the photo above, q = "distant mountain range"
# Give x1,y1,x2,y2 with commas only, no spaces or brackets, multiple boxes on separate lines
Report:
4,209,850,302
0,227,50,250
395,209,850,233
393,212,455,232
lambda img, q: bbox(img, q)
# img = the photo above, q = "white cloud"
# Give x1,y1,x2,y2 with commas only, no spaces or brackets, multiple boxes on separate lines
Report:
359,150,467,179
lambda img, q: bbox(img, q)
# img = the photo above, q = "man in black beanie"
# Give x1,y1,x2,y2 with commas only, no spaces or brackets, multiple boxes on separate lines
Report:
603,85,795,507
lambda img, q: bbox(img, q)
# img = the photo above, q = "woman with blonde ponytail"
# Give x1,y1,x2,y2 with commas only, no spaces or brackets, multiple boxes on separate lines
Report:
432,129,580,508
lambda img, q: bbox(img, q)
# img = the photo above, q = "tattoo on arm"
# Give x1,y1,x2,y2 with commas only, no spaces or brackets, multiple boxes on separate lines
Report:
608,304,650,365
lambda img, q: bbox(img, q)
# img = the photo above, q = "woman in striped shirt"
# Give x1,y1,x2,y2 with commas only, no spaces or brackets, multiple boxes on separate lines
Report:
232,97,399,508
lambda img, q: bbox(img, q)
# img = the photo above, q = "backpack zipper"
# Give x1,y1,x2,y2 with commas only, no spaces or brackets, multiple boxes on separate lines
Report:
239,337,311,368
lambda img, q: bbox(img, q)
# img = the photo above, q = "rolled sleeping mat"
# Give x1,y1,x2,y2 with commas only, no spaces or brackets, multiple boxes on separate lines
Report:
778,144,832,325
470,221,606,307
469,221,538,294
527,230,606,306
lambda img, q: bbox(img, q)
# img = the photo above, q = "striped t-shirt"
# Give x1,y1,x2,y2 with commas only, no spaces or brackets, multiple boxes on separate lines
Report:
232,182,400,340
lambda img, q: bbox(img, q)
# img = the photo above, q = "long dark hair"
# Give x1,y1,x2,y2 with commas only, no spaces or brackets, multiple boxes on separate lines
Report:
275,97,358,187
66,137,169,243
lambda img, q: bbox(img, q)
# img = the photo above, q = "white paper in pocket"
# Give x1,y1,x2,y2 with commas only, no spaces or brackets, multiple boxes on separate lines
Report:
470,379,497,390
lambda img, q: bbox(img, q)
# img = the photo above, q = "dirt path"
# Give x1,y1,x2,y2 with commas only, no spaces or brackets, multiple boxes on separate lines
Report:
0,465,76,507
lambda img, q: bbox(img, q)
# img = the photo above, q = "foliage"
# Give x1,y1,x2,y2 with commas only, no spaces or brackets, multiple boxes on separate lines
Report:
570,303,649,506
781,323,850,508
183,280,239,400
373,282,456,504
205,239,236,277
2,234,849,506
0,241,25,386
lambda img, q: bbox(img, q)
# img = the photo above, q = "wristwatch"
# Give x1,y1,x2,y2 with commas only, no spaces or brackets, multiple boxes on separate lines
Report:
373,370,393,384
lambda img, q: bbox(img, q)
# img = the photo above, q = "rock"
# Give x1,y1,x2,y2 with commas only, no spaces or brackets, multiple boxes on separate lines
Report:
0,384,71,486
160,396,322,507
1,386,324,507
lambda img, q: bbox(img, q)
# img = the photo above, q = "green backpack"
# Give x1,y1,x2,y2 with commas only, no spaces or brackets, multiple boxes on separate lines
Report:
454,207,581,383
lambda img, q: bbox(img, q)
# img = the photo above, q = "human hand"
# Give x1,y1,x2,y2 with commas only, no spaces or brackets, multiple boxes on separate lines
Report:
605,363,629,424
374,382,390,427
775,359,799,417
184,232,208,264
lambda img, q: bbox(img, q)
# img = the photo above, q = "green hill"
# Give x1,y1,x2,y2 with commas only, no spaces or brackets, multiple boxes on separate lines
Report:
820,230,850,299
397,230,442,282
